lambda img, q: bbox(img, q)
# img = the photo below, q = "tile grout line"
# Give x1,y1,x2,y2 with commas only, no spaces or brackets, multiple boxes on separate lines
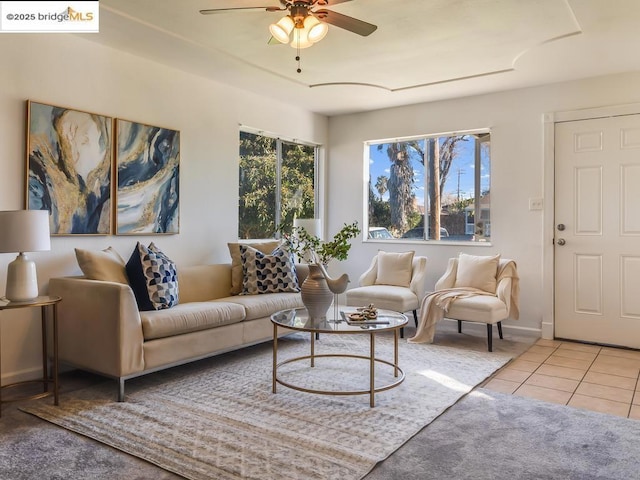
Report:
629,366,640,418
512,341,562,397
564,345,602,407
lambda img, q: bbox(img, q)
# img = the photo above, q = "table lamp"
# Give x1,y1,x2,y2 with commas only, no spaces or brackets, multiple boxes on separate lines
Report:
293,218,321,238
0,210,51,302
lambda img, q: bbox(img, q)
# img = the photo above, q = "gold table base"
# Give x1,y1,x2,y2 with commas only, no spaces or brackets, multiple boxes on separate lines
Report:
0,296,61,417
272,318,406,407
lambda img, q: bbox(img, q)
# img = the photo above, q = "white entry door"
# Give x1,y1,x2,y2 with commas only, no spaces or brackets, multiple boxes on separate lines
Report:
555,114,640,348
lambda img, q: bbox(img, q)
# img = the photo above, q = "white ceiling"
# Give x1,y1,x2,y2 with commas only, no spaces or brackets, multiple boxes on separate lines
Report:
85,0,640,116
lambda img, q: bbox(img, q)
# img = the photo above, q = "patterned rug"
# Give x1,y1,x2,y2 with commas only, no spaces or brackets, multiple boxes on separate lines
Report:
22,333,513,480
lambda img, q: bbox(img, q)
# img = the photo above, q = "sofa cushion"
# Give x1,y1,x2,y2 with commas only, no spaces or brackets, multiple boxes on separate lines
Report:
126,242,179,311
346,285,419,313
140,301,245,341
239,245,300,295
374,250,415,287
228,241,281,295
75,246,129,284
454,253,501,294
217,292,303,321
445,295,508,324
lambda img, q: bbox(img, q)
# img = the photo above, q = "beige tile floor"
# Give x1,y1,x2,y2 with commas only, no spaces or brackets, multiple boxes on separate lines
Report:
483,338,640,419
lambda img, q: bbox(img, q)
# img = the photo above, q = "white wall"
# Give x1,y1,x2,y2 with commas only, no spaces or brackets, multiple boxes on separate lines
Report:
328,71,640,335
0,34,328,384
4,33,640,384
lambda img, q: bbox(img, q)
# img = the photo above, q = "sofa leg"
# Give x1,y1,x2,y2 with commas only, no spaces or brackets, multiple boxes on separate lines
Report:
497,321,503,339
413,310,418,327
487,324,493,352
458,320,462,333
118,379,125,402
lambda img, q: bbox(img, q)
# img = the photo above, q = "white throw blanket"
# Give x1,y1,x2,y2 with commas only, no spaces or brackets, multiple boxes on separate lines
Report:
409,260,519,344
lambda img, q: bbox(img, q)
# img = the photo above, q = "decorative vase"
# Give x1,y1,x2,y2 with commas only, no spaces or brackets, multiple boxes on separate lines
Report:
301,264,334,320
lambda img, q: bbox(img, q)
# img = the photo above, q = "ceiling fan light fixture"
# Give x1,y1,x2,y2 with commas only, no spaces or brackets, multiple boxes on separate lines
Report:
290,26,313,49
304,15,328,43
269,15,294,44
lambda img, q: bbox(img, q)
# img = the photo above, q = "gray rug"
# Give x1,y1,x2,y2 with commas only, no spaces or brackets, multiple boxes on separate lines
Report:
366,387,640,480
21,333,512,480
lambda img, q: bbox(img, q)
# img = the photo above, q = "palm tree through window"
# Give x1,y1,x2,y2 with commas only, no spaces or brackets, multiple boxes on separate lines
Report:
366,130,490,242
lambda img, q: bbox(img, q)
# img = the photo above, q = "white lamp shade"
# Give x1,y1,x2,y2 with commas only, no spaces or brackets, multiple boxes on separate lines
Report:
305,15,328,43
269,15,294,44
293,218,322,238
0,210,51,253
290,27,313,49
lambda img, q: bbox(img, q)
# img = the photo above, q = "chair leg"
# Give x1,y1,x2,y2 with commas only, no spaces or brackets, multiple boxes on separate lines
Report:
413,310,418,327
400,327,404,339
487,324,493,352
497,321,503,339
458,320,462,333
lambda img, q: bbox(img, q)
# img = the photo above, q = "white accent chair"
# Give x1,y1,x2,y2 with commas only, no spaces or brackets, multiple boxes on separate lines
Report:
433,256,519,351
346,253,428,337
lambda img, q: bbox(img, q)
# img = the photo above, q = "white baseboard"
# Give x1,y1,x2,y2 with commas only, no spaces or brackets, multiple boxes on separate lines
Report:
441,318,541,337
1,366,43,386
541,321,554,339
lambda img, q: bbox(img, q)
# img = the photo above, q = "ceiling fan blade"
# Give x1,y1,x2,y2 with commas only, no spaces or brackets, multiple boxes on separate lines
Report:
315,9,377,36
313,0,353,6
199,6,282,15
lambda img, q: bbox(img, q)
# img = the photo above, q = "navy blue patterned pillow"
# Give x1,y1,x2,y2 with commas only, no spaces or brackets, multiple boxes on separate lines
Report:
239,245,299,295
126,242,179,311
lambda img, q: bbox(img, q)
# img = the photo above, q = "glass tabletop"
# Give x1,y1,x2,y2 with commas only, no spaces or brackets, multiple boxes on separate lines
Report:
271,306,408,333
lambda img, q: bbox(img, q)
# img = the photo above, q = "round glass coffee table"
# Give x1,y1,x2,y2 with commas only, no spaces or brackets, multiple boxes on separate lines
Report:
271,306,408,407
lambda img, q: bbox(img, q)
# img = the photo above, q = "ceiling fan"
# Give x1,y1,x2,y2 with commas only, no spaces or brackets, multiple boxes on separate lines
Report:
200,1,377,54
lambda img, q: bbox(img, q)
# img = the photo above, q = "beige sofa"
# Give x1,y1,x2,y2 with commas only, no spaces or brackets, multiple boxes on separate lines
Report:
49,263,308,401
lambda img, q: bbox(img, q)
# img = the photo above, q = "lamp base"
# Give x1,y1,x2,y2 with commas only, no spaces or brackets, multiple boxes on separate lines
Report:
5,252,39,302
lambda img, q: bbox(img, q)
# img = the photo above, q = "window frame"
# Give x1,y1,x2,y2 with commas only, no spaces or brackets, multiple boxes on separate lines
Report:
239,126,320,240
364,128,491,245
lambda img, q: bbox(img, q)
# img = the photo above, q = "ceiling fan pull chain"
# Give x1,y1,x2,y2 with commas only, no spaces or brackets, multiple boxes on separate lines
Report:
296,36,302,73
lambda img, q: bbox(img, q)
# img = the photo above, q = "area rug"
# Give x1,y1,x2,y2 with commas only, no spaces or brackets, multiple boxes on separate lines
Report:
365,387,640,480
22,333,513,480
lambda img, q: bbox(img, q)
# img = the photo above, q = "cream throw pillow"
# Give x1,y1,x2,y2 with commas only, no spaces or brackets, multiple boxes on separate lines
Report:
374,250,415,287
454,253,501,293
75,247,129,284
228,241,281,295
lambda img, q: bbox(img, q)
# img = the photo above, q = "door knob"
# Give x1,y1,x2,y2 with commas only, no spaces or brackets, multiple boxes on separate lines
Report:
557,238,566,246
557,224,565,231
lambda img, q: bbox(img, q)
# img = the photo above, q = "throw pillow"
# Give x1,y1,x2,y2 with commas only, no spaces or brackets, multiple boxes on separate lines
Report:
239,245,299,295
228,241,281,295
454,253,501,293
374,250,415,287
126,242,179,311
75,247,129,284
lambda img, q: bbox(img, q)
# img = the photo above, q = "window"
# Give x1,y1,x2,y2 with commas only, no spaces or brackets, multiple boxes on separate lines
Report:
238,130,317,239
366,130,490,242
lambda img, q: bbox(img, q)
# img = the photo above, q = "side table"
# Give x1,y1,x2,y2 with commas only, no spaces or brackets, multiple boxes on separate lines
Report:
0,295,61,417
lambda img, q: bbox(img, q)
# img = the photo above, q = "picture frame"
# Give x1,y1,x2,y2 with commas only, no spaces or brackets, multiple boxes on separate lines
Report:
115,119,180,235
26,100,113,235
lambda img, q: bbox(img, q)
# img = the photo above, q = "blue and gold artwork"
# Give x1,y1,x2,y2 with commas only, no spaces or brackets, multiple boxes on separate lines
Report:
27,101,112,234
116,120,180,234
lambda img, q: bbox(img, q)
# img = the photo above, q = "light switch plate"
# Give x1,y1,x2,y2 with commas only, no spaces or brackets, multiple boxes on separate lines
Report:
529,198,543,210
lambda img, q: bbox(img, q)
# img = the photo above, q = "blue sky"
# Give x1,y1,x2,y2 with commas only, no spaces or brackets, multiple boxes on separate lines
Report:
368,135,490,205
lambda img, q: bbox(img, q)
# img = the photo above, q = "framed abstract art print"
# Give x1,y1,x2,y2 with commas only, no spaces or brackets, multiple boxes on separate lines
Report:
115,119,180,235
26,100,113,235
